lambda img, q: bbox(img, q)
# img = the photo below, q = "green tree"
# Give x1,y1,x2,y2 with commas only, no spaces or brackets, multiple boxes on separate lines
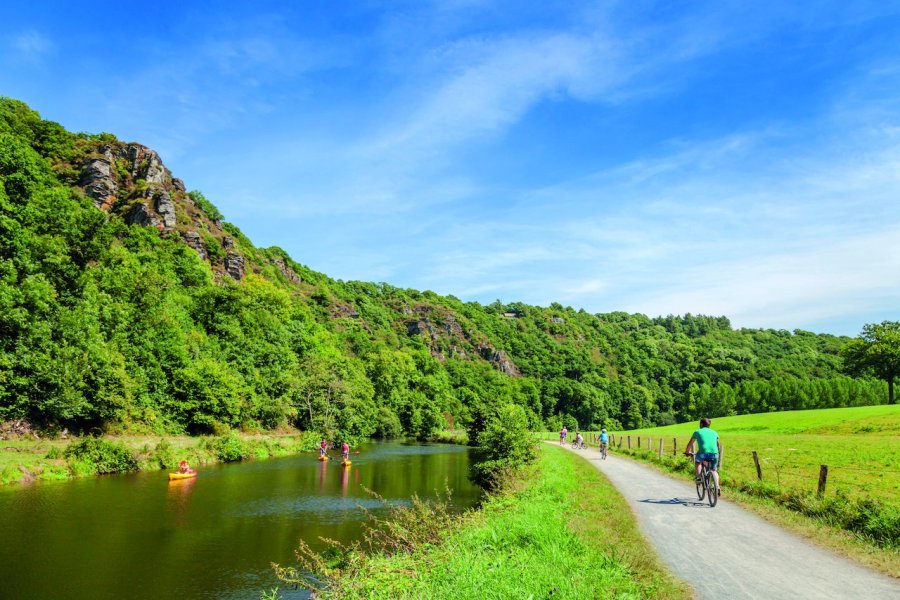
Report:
841,321,900,404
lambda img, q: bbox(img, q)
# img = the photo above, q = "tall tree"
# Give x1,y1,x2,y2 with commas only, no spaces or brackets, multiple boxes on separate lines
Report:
841,321,900,404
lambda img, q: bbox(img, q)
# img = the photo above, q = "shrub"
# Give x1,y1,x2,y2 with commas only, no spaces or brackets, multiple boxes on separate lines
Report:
63,437,138,474
151,439,176,469
373,406,403,439
470,403,536,489
212,433,249,462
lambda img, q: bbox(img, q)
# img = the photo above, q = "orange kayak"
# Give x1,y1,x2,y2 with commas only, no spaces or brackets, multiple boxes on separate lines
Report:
168,471,197,481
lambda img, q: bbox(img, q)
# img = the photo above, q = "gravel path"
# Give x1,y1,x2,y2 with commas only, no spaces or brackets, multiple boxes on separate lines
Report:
557,443,899,599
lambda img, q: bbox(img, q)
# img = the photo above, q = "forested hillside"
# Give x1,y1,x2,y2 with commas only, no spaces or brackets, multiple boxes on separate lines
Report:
0,99,887,440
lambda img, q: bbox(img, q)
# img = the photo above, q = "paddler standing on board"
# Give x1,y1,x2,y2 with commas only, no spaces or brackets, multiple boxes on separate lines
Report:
341,441,350,462
319,439,328,458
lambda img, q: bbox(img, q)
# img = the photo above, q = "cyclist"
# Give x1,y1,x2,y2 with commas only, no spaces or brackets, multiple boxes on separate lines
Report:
599,428,609,456
684,417,722,496
560,426,568,445
575,431,584,448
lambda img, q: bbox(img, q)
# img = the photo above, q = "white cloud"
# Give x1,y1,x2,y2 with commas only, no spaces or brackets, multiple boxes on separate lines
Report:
8,30,54,63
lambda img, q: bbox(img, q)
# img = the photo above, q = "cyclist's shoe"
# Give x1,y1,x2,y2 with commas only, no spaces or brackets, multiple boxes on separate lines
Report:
695,476,702,483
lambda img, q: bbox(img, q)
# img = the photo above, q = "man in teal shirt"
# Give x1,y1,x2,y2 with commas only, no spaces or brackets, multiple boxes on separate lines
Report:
684,417,722,495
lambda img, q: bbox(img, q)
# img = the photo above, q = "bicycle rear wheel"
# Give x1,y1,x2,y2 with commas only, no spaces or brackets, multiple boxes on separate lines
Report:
706,471,718,507
695,472,705,501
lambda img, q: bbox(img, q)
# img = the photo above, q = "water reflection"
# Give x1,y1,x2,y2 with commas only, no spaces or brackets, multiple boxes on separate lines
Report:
166,476,197,526
318,460,327,493
341,464,350,496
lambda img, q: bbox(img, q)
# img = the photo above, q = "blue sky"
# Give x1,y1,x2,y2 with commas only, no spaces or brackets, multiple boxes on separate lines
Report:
2,1,899,336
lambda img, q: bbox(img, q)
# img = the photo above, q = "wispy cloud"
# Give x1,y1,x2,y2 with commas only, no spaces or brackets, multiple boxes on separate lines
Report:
6,30,54,64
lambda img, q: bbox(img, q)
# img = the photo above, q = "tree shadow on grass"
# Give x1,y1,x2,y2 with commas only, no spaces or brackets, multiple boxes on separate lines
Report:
639,497,711,508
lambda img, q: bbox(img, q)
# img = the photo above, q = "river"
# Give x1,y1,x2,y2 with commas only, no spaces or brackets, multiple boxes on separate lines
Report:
0,441,481,599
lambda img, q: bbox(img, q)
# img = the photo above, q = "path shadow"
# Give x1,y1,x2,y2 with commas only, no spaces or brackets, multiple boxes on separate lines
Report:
639,497,711,508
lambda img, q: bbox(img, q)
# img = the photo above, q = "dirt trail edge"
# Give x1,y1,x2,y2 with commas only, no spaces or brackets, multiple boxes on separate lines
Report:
555,443,899,599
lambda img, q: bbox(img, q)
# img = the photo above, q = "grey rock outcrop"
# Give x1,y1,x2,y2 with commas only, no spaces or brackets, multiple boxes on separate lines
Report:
154,190,177,231
184,231,207,261
273,258,302,284
80,158,118,208
126,203,160,227
225,253,245,279
79,143,175,210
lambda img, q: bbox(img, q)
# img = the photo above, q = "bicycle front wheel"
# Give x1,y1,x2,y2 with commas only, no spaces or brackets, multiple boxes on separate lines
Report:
706,472,718,507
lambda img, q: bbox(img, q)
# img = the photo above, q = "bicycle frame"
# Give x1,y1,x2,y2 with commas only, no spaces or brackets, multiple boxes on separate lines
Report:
687,452,718,507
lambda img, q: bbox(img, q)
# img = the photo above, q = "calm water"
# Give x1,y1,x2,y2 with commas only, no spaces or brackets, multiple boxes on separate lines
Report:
0,441,481,600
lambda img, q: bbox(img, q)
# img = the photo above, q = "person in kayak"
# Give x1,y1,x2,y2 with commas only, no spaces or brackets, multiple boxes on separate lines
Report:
177,460,195,474
319,439,328,457
341,441,350,461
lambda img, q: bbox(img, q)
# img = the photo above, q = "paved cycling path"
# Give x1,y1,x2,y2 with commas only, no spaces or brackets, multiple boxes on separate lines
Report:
556,443,899,600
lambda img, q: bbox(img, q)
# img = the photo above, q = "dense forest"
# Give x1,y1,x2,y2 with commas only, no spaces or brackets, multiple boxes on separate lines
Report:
0,98,888,441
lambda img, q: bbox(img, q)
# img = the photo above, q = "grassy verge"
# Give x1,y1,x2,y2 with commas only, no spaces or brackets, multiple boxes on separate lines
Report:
0,431,318,485
269,444,690,599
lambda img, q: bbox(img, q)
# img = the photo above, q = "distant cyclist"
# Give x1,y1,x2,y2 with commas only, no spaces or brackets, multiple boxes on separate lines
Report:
560,426,568,445
684,417,722,496
575,431,584,448
599,428,609,456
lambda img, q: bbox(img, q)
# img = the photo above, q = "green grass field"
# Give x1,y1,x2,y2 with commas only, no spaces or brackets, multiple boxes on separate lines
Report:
542,406,899,503
600,406,900,504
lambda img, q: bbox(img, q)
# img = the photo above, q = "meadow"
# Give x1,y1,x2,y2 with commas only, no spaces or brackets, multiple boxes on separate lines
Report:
599,405,899,503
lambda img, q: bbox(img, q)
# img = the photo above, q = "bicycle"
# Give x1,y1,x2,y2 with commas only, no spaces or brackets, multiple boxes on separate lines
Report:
571,440,586,449
599,442,608,460
686,452,718,507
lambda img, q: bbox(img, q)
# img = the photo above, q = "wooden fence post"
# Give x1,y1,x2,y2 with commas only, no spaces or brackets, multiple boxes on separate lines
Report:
618,437,622,448
673,437,677,456
752,451,763,480
818,465,828,496
658,438,663,459
627,435,631,449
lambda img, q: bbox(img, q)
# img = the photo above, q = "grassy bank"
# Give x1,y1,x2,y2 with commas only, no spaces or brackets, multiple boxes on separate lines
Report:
269,444,689,599
0,431,318,485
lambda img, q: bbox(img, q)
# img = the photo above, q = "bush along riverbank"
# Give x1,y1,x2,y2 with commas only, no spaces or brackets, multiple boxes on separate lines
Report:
266,444,689,599
0,431,319,484
604,443,899,575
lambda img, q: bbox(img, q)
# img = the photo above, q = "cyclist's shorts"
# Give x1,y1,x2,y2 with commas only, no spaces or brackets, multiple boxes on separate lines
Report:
695,453,719,471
